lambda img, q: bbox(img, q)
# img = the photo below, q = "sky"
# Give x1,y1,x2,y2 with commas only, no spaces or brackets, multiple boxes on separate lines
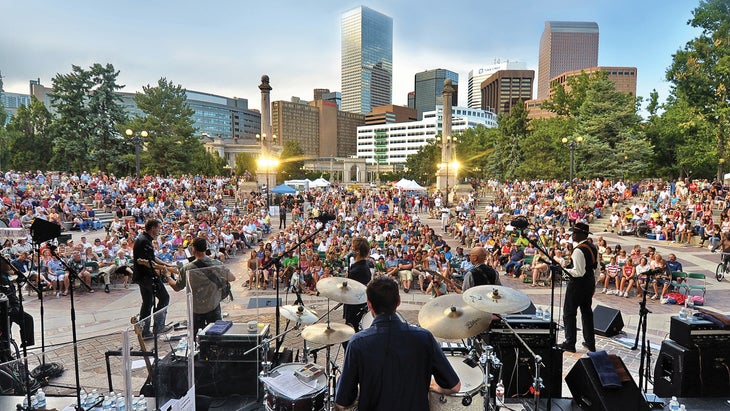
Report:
0,0,702,115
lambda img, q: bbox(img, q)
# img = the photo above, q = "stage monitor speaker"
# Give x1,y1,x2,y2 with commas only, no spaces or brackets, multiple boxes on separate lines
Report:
566,357,649,411
518,301,536,315
593,305,623,337
30,218,62,243
653,339,700,397
491,345,562,398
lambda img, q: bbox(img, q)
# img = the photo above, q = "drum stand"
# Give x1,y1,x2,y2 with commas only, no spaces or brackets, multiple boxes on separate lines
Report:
479,343,501,411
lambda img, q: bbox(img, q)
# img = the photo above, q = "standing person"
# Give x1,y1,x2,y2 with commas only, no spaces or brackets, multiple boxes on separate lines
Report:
335,276,460,410
279,203,287,229
133,219,175,338
167,237,235,334
560,222,598,353
343,237,371,333
0,258,34,354
462,246,501,291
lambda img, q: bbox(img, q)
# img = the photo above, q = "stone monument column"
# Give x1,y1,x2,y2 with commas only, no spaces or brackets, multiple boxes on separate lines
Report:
258,75,273,187
436,79,456,203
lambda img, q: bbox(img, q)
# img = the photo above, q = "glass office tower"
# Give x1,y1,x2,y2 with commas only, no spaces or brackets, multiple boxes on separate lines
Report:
414,69,458,120
341,6,393,114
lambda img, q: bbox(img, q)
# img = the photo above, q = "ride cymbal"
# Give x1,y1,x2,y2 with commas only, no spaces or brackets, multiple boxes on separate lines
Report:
418,294,492,339
316,277,367,304
301,323,355,344
462,285,532,314
280,304,318,323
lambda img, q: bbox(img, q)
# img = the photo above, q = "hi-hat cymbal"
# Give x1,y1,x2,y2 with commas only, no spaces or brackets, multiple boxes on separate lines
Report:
301,323,355,344
463,285,532,314
316,277,367,304
280,304,318,323
418,294,492,340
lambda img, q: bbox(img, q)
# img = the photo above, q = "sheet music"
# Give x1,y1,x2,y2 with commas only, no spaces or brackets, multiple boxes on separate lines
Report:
260,371,321,399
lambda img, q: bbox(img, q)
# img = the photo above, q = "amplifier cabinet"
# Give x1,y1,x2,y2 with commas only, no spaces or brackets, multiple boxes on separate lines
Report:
654,339,730,397
198,323,270,362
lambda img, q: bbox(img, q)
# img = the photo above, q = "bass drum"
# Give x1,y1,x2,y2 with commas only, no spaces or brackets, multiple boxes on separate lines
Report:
263,363,327,411
359,311,405,329
429,354,484,411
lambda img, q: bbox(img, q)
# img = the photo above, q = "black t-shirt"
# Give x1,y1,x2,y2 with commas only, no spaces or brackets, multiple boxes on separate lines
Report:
132,232,156,283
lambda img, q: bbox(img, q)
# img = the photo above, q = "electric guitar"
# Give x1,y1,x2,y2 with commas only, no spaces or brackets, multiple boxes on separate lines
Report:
130,316,153,376
136,258,180,278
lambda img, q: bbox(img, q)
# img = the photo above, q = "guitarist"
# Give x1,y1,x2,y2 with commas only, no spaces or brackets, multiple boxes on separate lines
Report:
133,219,175,339
167,237,236,334
559,222,598,353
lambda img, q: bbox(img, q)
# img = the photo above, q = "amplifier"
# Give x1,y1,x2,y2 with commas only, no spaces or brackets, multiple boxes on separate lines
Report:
198,323,270,362
669,316,730,348
489,315,555,348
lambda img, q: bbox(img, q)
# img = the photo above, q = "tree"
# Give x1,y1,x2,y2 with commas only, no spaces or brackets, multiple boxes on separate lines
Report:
5,96,53,170
518,117,576,180
488,100,530,180
49,65,92,171
87,63,128,173
234,152,258,180
127,78,200,176
666,0,730,180
277,140,305,181
404,140,440,186
453,125,498,180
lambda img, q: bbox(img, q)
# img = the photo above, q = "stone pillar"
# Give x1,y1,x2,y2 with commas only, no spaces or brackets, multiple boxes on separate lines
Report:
258,75,273,187
436,79,456,198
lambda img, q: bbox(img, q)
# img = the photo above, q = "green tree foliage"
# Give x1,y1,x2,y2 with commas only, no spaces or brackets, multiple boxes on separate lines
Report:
488,100,530,180
5,97,53,170
234,152,258,181
87,63,128,173
127,78,205,176
666,0,730,180
541,71,593,117
277,140,306,181
516,117,575,180
453,125,497,180
404,140,440,186
49,65,92,171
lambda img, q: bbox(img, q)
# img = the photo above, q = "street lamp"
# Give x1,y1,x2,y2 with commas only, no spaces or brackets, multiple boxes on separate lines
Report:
561,136,583,182
255,133,278,153
257,156,280,207
125,129,148,180
438,160,460,207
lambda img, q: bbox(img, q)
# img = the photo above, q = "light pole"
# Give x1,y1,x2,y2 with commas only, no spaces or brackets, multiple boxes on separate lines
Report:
125,129,148,180
438,160,459,208
561,136,583,182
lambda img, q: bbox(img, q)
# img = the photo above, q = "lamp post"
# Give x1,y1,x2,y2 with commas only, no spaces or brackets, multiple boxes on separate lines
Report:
561,136,583,182
438,160,460,208
257,157,279,207
125,129,148,180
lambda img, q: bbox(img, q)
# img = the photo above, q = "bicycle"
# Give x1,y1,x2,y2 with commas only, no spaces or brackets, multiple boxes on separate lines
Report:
715,252,729,282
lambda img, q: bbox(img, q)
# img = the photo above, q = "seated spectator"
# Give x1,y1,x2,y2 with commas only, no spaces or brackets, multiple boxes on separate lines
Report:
504,244,524,277
598,256,621,294
651,254,672,302
46,254,70,297
618,259,636,297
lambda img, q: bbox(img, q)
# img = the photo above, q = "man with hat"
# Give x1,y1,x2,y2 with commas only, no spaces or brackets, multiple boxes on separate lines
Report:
560,222,598,353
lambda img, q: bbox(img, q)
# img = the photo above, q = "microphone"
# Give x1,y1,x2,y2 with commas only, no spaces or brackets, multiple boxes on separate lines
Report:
511,216,529,230
315,213,337,223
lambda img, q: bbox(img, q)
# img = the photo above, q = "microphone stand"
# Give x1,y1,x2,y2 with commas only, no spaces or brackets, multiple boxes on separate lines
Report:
48,247,97,411
260,218,330,357
631,269,660,400
0,254,38,411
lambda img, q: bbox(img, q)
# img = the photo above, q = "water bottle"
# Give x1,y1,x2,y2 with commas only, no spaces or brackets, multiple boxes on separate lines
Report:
116,396,126,411
30,394,38,409
102,395,112,411
80,389,88,408
678,304,688,320
137,394,147,411
36,388,47,408
669,396,680,411
91,389,99,406
679,405,686,411
543,309,551,322
536,306,544,320
495,380,505,405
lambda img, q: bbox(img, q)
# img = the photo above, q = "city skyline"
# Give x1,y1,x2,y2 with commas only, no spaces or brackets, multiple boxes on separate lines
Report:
1,1,700,116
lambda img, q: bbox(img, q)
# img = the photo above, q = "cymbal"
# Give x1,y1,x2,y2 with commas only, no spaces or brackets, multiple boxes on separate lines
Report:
280,304,318,323
316,277,367,304
418,294,492,339
463,285,532,314
301,323,355,344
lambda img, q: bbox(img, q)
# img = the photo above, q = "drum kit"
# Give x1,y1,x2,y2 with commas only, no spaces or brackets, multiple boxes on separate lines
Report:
251,277,543,411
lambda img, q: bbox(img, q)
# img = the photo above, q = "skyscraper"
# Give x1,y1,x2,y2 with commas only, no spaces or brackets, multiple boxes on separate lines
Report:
414,69,458,120
341,6,393,114
467,60,527,109
480,70,534,115
537,21,599,99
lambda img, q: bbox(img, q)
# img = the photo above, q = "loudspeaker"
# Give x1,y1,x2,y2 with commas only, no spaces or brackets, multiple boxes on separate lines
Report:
518,301,536,315
654,339,730,397
593,305,623,337
566,357,649,411
491,345,562,398
653,339,700,397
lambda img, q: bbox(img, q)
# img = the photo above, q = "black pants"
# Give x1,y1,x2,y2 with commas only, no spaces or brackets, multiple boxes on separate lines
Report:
11,309,34,348
279,215,287,229
193,306,222,335
563,279,595,348
138,276,170,334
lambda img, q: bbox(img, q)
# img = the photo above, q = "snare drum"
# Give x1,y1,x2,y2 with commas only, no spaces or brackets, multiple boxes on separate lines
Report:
359,311,405,329
429,354,484,410
263,363,327,411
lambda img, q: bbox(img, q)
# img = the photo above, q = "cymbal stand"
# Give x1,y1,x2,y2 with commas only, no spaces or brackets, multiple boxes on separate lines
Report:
479,344,501,411
494,314,545,411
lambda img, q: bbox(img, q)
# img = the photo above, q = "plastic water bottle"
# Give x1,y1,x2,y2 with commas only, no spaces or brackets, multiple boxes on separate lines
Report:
669,396,680,411
137,394,147,411
102,395,112,410
678,304,688,320
80,389,88,407
116,396,126,411
543,309,551,322
679,405,686,411
536,307,544,320
495,380,505,405
30,394,38,409
36,388,46,408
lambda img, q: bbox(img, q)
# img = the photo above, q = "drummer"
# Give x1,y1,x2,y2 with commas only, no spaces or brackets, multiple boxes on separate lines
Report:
343,237,372,333
462,246,501,291
335,276,460,410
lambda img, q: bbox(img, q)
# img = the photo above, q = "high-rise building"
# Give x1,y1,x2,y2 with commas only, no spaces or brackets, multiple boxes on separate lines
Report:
341,6,393,114
467,60,527,109
414,69,458,120
480,70,535,115
537,21,599,99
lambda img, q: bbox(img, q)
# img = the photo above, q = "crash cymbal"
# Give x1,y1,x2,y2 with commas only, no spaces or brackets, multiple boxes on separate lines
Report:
418,294,492,340
316,277,367,304
301,323,355,344
280,304,318,324
463,285,532,315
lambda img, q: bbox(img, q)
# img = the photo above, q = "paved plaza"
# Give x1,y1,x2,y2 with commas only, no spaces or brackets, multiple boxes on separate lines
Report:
9,212,729,400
